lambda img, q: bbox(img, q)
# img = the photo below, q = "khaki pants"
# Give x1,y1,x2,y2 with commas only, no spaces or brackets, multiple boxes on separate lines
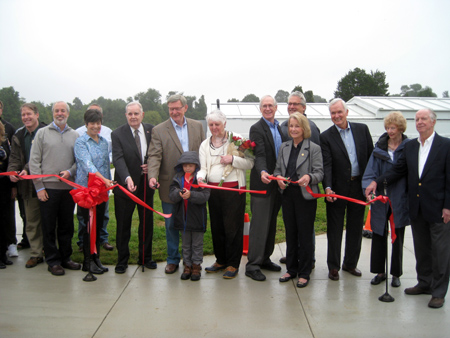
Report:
25,197,43,258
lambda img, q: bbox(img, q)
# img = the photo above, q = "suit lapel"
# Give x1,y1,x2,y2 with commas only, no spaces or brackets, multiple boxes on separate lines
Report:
296,139,310,170
280,141,292,172
260,118,276,155
166,120,184,154
409,139,420,180
421,134,442,179
330,126,350,162
123,125,141,160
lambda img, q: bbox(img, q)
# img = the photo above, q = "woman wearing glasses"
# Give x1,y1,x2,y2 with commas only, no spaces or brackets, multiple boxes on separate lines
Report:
197,110,254,279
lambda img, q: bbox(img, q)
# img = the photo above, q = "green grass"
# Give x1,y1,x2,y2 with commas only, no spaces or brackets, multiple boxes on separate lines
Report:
71,173,331,265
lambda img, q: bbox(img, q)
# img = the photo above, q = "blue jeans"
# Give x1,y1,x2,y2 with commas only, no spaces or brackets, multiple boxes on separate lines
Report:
77,200,110,246
162,201,180,264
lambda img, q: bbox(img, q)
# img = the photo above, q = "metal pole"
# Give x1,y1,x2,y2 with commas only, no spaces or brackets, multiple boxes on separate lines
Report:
379,179,394,302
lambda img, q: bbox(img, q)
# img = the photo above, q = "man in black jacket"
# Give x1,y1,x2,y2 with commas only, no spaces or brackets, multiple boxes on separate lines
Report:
320,98,373,281
245,95,288,281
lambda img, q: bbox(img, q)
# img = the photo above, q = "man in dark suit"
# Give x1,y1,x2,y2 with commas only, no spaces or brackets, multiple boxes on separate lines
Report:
112,101,155,274
245,95,288,281
320,98,373,281
366,108,450,309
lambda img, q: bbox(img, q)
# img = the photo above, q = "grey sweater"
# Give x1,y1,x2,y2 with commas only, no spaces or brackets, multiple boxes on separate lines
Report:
29,123,78,191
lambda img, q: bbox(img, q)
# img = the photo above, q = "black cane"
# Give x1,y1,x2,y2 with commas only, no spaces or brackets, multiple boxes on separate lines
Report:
379,179,394,302
83,209,97,282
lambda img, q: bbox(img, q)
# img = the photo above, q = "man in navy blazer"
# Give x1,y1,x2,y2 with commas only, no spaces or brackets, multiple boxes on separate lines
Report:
245,95,288,281
366,108,450,309
112,102,155,274
320,98,373,281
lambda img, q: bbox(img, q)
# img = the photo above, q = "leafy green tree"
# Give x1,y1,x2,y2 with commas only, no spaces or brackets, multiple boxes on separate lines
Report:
399,84,437,97
31,101,53,125
241,94,259,102
134,88,163,114
72,97,84,110
227,98,239,102
313,95,327,103
334,67,389,101
304,90,315,103
275,90,289,103
292,85,304,93
143,110,162,126
0,86,24,127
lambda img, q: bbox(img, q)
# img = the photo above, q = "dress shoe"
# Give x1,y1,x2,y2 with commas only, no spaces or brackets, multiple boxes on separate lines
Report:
144,261,157,269
279,274,294,283
297,278,309,288
165,263,179,274
93,255,109,272
245,269,266,281
26,257,44,268
391,276,401,287
205,262,226,273
279,257,287,264
0,261,5,269
261,262,282,272
102,242,114,251
223,266,238,279
48,265,65,276
328,269,339,281
404,285,432,295
370,273,386,285
62,260,81,270
190,264,201,281
83,260,104,274
428,297,445,309
181,265,192,280
17,241,30,249
115,265,128,274
342,264,362,277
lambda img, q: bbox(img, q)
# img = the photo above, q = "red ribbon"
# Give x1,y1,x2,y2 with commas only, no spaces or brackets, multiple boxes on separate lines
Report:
191,182,267,194
268,175,397,243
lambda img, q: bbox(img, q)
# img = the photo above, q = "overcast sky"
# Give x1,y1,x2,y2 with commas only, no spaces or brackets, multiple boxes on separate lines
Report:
1,0,449,109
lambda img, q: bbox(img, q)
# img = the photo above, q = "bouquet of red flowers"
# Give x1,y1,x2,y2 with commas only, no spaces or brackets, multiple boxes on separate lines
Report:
229,133,256,159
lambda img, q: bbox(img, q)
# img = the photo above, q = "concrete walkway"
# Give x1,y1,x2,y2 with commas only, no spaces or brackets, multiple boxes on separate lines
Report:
1,225,449,337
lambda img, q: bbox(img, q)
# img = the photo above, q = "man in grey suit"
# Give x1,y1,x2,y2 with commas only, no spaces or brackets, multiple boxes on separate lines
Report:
148,94,205,274
366,108,450,309
245,95,288,281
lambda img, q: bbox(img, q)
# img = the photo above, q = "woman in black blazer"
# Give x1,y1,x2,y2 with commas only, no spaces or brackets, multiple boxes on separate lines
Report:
274,113,324,287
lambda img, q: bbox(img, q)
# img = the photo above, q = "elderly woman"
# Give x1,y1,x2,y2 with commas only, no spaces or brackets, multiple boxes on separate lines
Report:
197,110,254,279
75,109,114,275
362,111,410,287
274,113,323,288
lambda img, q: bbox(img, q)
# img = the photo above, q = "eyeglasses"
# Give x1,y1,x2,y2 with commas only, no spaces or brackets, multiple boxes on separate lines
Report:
288,102,301,106
169,107,184,112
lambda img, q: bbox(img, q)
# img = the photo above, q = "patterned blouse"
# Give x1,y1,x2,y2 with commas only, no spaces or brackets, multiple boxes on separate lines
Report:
74,133,111,188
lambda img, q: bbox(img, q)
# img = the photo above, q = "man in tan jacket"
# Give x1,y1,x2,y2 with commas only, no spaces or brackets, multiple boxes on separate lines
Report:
148,94,205,274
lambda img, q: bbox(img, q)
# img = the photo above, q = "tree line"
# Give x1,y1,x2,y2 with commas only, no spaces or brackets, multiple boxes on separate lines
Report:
1,67,447,129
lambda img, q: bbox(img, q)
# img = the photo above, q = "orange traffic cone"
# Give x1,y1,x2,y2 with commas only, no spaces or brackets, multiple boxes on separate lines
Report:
243,213,250,255
362,208,373,238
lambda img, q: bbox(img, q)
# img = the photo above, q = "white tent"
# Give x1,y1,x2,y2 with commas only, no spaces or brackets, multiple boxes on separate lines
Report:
209,97,450,142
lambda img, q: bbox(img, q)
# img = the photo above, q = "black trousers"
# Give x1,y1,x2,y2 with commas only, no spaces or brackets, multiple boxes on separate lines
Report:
79,202,106,254
370,226,405,277
208,187,246,269
411,211,450,298
282,186,316,279
40,189,75,266
326,179,365,271
114,184,154,267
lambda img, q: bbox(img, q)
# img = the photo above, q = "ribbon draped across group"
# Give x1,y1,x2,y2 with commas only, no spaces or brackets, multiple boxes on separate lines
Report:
0,171,172,254
267,175,397,243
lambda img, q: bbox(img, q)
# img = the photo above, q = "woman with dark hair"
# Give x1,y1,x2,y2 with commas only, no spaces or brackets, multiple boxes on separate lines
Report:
362,111,410,287
75,109,113,275
0,122,15,268
274,112,323,288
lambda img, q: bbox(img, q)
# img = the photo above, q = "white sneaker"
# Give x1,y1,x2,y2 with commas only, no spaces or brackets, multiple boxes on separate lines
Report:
8,244,19,257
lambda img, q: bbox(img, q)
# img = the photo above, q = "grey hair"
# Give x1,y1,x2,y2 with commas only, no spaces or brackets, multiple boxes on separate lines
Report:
426,108,437,122
329,98,348,112
126,101,143,113
88,103,103,114
206,109,227,124
167,94,187,106
259,95,277,108
52,101,70,113
288,91,306,106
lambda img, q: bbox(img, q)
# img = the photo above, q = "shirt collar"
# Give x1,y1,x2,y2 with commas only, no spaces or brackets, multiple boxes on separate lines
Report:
52,121,68,133
129,123,144,135
170,117,187,129
262,116,279,127
418,131,435,146
335,121,351,133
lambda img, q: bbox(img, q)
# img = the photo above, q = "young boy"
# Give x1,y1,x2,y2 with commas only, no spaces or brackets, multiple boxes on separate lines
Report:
169,151,210,281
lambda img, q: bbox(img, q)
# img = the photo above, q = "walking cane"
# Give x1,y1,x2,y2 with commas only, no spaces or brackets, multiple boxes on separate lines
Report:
83,209,97,282
379,179,394,302
142,155,148,272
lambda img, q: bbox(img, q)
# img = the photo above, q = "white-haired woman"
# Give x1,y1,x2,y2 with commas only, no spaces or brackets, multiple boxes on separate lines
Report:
197,110,254,279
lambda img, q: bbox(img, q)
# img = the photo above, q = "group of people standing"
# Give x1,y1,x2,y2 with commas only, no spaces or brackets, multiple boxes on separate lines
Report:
1,93,449,309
